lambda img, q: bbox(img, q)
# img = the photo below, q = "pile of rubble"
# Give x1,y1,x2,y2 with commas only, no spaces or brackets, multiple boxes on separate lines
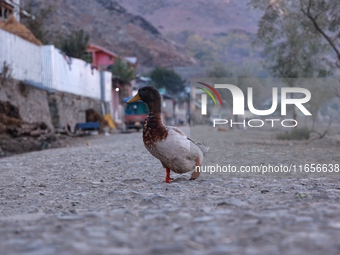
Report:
0,14,42,45
0,100,114,157
0,100,66,157
0,100,50,137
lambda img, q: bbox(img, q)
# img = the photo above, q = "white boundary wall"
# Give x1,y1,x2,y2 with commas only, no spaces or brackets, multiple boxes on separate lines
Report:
0,29,112,102
0,28,42,84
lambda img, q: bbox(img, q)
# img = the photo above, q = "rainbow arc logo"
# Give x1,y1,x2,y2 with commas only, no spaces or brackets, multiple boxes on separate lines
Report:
196,82,222,115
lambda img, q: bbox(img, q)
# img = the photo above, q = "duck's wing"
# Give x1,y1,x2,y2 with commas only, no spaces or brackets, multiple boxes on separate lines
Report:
168,126,210,155
168,126,190,138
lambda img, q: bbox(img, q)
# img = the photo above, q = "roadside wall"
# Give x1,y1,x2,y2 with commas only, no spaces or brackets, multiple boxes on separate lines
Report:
0,29,112,102
0,27,42,84
0,25,115,132
48,91,103,131
0,79,105,131
0,79,52,127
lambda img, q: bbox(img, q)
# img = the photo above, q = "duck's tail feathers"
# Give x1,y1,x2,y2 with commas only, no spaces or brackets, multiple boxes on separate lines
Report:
187,137,210,155
197,142,210,155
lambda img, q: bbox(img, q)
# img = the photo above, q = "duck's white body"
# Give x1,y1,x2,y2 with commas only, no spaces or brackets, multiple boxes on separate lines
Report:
127,86,209,182
144,126,208,174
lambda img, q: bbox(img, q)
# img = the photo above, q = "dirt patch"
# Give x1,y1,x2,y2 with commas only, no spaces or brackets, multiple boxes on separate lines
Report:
85,108,109,131
0,100,50,136
0,133,63,157
0,101,23,131
0,100,71,157
0,14,42,45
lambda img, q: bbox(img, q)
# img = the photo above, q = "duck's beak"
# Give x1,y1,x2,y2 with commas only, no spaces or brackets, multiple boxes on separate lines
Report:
127,93,141,103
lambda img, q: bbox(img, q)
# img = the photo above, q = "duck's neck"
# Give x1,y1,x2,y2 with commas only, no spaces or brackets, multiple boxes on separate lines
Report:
145,100,164,127
147,111,163,122
143,103,168,145
146,100,162,116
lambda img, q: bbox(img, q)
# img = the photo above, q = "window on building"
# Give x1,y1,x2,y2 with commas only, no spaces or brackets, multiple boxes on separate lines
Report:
0,1,14,21
82,52,93,64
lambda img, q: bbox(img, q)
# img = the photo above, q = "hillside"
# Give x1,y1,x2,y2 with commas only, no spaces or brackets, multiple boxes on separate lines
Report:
117,0,264,73
21,0,196,67
116,0,260,37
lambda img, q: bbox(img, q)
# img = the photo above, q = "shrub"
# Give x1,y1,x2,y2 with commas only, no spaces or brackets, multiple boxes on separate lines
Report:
0,61,13,85
276,127,310,140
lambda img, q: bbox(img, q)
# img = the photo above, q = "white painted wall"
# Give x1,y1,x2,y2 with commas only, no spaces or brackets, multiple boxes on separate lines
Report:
0,29,42,84
0,29,112,103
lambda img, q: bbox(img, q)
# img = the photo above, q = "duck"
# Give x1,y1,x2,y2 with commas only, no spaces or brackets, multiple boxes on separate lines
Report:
128,86,209,183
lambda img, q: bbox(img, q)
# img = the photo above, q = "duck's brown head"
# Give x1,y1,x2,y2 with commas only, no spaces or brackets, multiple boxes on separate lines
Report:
128,86,162,114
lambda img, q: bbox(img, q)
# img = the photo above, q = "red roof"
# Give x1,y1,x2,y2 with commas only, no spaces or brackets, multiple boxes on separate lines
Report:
86,43,137,67
86,43,119,59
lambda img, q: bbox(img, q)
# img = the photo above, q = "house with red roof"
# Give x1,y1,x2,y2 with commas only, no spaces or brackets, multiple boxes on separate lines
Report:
86,43,138,127
86,43,137,70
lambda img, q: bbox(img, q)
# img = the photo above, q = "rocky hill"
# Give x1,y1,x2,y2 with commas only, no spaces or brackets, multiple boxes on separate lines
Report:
116,0,264,73
116,0,260,38
21,0,196,67
21,0,265,74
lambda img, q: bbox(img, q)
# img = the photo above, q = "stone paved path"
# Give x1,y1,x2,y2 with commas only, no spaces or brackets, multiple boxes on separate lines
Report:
1,126,340,255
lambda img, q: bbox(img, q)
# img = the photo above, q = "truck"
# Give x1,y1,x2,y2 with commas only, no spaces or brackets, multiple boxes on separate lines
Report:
123,97,149,132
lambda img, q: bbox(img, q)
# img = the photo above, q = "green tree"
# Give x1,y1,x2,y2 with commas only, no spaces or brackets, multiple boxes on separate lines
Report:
58,30,90,60
185,33,218,66
250,0,334,79
111,58,135,82
206,62,233,78
250,0,340,74
250,0,340,121
299,0,340,67
150,67,185,95
249,0,339,119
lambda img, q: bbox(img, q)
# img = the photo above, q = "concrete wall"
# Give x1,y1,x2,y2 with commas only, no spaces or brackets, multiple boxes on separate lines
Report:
41,45,112,101
0,79,53,127
0,28,43,84
0,25,114,131
0,79,105,131
48,91,103,131
0,29,112,102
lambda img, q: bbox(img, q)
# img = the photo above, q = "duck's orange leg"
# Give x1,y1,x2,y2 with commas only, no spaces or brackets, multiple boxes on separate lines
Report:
164,167,173,183
190,157,201,180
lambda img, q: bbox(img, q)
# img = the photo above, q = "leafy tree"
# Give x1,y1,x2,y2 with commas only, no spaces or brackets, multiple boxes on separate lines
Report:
205,62,263,125
186,33,218,66
249,0,340,132
206,62,233,78
20,2,54,44
110,58,135,82
180,29,263,69
150,67,185,95
250,0,334,79
58,30,90,59
249,0,339,119
299,0,340,67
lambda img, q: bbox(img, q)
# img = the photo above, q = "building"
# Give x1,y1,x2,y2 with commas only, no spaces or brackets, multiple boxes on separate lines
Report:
86,43,137,126
86,43,137,70
161,93,177,125
0,0,20,22
0,17,112,131
86,43,119,70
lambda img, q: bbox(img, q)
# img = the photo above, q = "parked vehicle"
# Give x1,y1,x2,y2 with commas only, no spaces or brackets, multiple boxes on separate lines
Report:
123,97,148,132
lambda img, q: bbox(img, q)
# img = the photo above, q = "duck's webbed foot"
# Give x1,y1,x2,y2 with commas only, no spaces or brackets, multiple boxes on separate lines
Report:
190,157,201,180
164,167,173,183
